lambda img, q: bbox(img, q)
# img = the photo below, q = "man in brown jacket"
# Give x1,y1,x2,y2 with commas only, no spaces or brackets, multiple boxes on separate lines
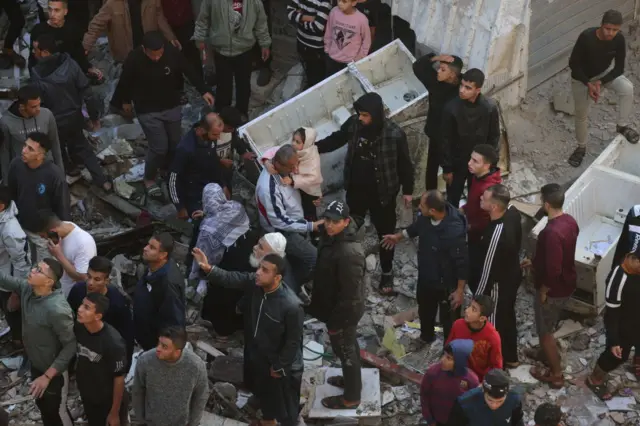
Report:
83,0,180,63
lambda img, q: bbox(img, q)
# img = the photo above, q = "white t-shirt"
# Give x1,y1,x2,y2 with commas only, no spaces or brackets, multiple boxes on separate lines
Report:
59,223,97,296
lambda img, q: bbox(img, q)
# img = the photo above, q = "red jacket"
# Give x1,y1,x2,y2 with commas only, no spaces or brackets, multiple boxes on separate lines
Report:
463,168,502,243
445,319,503,382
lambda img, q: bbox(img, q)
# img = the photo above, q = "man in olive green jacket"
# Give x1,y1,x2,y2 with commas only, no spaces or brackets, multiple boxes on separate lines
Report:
192,0,271,116
0,258,76,426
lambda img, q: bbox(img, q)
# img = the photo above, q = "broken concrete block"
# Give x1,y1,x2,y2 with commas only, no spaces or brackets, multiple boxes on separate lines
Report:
113,177,135,200
116,122,144,140
381,390,395,406
365,254,377,272
552,91,575,115
508,364,539,384
213,382,237,403
391,386,410,401
97,139,134,160
209,356,244,385
112,254,136,276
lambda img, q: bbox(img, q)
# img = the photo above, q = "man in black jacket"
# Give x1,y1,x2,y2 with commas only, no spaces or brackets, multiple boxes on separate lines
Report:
413,53,462,190
472,184,522,368
8,132,69,263
441,68,500,208
116,31,214,200
308,200,365,409
316,92,414,295
193,250,304,426
133,233,185,350
382,190,467,343
612,204,640,267
31,33,110,191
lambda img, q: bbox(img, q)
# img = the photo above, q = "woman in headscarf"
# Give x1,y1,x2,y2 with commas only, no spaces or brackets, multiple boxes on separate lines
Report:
192,183,259,341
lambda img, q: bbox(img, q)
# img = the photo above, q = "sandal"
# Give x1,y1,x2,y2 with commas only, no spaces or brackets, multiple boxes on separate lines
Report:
617,125,640,144
529,366,564,389
321,395,359,410
145,183,164,201
585,377,613,401
327,376,345,388
568,147,586,167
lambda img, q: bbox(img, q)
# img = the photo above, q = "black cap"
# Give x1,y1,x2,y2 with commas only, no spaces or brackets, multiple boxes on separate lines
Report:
323,200,350,220
142,31,165,50
482,369,509,398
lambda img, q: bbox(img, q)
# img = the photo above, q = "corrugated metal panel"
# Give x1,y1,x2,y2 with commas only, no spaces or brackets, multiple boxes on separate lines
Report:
528,0,634,90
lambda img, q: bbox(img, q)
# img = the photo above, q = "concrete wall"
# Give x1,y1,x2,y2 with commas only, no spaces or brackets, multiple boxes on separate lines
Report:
383,0,531,107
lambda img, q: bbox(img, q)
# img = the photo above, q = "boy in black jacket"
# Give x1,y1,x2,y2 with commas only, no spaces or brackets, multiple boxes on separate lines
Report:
412,53,462,190
586,250,640,400
441,68,500,207
472,184,521,367
308,201,365,409
382,190,467,343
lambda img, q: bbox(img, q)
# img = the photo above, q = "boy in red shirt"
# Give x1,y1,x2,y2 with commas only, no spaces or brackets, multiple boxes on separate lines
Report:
446,295,503,381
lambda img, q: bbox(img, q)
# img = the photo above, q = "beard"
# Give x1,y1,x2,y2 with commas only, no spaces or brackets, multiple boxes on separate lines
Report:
249,253,260,268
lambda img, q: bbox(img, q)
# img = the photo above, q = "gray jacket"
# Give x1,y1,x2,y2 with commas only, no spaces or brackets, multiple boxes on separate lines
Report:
0,202,29,279
0,272,76,373
30,53,101,123
0,103,64,182
207,267,304,375
193,0,271,57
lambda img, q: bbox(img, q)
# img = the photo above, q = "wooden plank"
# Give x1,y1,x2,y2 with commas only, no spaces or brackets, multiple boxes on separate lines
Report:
359,349,423,385
196,340,225,358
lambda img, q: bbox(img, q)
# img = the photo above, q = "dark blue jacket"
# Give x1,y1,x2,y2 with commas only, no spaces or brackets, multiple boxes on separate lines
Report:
133,260,185,350
447,387,524,426
67,282,135,367
405,203,468,289
168,128,226,213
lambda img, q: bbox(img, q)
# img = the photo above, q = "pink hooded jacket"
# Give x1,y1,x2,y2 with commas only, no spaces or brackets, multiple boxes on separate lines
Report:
261,127,323,197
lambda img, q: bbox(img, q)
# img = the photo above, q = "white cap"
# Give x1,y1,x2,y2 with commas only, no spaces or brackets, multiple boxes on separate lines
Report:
263,232,287,258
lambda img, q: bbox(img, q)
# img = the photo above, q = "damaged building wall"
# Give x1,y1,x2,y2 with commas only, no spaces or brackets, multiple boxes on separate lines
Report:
384,0,531,107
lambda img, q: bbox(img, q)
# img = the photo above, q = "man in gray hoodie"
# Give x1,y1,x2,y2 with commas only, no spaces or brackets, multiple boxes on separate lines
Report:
132,326,208,426
193,0,271,117
0,257,76,426
0,85,64,182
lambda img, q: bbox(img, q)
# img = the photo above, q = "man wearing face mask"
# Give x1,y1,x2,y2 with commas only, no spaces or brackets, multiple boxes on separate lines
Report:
316,92,414,296
382,190,468,344
412,53,462,190
440,68,500,208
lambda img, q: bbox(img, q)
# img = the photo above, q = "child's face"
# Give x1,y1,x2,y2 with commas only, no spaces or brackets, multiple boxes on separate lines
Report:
440,352,454,371
337,0,357,13
464,301,484,323
292,134,305,151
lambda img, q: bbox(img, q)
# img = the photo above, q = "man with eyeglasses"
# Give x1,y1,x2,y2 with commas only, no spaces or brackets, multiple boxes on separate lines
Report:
0,258,76,426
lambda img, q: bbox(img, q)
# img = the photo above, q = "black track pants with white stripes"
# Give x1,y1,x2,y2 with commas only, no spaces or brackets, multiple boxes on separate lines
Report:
484,281,520,364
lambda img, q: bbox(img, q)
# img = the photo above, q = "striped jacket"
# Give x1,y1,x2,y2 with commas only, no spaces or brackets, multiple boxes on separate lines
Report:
255,168,313,234
472,205,521,322
286,0,332,49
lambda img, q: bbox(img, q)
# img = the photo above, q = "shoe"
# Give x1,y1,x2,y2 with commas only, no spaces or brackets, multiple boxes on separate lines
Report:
378,272,396,296
617,125,640,144
257,67,272,87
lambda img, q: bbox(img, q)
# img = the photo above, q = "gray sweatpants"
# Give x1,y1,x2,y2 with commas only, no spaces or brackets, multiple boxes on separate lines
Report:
138,106,183,181
26,230,49,265
572,71,634,148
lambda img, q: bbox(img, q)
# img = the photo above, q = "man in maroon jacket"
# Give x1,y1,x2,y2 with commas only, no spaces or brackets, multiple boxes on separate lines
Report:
162,0,202,79
526,183,579,389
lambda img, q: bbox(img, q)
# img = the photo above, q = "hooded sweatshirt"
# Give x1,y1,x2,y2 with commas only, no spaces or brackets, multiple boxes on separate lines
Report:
404,203,468,290
132,346,209,426
261,127,323,197
30,53,101,123
463,168,502,243
316,92,414,206
0,102,64,182
420,339,479,425
0,272,76,374
192,0,271,57
446,319,502,382
0,202,30,279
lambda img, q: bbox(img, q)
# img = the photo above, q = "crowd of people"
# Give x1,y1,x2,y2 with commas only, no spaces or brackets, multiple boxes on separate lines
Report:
0,0,634,425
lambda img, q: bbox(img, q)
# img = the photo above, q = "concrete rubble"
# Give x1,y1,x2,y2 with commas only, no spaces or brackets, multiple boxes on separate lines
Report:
0,2,638,426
